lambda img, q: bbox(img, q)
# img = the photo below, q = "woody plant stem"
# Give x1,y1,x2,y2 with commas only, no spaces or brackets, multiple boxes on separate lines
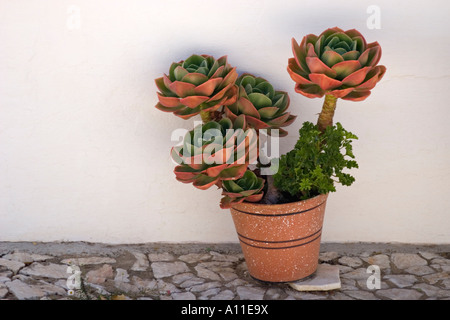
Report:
200,110,211,123
317,94,337,133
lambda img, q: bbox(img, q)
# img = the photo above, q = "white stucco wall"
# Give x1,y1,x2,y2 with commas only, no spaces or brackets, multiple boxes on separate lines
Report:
1,0,449,244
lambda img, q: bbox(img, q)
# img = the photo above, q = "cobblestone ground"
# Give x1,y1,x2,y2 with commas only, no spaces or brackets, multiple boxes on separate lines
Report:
0,242,449,300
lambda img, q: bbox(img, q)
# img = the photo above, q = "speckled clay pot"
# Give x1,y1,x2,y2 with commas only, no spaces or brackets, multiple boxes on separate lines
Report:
230,193,328,283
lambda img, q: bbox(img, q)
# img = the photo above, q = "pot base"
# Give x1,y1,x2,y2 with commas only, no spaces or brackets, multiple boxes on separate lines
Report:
250,271,316,284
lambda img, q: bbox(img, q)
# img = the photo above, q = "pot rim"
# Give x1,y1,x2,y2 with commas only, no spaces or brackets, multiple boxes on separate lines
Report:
232,192,328,210
230,193,329,218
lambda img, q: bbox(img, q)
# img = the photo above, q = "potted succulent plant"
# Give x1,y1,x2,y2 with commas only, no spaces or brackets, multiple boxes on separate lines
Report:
154,27,386,283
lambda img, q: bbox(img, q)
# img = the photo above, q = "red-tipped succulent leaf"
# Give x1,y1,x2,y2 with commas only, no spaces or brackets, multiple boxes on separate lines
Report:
224,74,296,137
155,54,238,119
220,170,265,209
171,116,258,190
287,27,386,101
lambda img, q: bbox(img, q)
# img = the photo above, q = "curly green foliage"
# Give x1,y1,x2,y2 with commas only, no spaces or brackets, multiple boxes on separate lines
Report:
273,121,358,200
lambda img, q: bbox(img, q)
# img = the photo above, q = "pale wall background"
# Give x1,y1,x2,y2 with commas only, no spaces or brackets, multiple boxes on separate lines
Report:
1,0,449,244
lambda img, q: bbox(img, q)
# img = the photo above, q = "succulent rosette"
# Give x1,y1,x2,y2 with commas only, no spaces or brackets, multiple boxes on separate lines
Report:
220,170,265,209
155,54,238,119
287,27,386,101
224,74,296,137
171,115,258,190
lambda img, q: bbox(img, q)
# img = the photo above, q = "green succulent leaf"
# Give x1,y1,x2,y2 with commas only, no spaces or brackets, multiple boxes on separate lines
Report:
239,75,256,88
169,62,181,81
243,170,258,187
183,54,205,68
258,107,279,119
353,37,364,52
219,165,247,179
336,41,351,51
182,73,208,86
201,121,221,134
342,50,360,61
333,47,347,55
233,114,247,130
223,180,244,193
254,81,275,98
193,174,217,188
244,84,253,95
321,50,344,67
174,66,189,81
207,59,220,77
218,118,233,132
248,93,273,109
155,77,174,97
327,36,340,48
195,67,209,75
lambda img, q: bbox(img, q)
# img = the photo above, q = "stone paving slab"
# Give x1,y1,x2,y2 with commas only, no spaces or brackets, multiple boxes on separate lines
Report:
0,242,449,300
288,264,341,291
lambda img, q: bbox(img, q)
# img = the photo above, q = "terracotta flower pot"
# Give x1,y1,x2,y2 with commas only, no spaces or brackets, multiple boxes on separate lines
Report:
230,193,328,283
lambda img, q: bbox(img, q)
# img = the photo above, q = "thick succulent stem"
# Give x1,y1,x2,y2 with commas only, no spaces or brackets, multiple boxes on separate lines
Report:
317,94,337,133
200,110,211,124
263,175,284,204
